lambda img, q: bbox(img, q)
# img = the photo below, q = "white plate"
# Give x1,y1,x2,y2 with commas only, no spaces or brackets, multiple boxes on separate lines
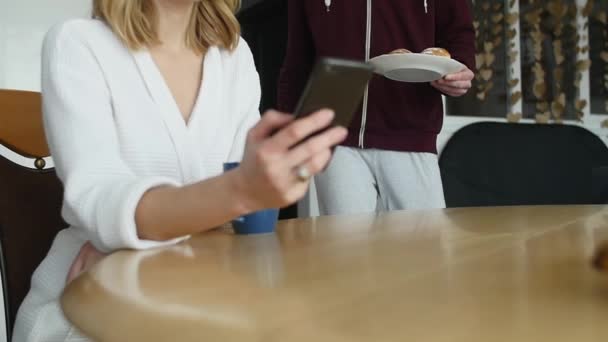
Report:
369,53,465,83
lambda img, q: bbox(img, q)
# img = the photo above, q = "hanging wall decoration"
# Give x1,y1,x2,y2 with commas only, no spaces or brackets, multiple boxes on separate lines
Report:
473,1,504,102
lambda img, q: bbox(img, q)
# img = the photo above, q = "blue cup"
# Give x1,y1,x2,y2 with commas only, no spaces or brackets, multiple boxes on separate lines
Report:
223,162,279,235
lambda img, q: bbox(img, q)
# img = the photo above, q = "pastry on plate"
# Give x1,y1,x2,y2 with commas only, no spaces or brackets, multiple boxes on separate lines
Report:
421,47,451,58
389,48,412,55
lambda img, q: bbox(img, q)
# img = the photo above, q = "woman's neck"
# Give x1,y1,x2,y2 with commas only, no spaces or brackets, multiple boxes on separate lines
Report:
152,0,196,53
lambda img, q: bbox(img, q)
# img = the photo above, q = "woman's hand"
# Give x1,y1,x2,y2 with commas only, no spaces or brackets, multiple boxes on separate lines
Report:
431,67,474,97
66,241,107,284
233,109,347,212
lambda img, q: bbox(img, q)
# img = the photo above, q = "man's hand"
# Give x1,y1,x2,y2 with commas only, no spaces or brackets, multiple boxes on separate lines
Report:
431,67,474,97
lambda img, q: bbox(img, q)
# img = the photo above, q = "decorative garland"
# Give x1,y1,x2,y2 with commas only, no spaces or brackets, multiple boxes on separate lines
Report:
473,1,504,102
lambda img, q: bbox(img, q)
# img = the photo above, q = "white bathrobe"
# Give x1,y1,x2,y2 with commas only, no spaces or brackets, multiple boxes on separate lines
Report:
12,19,261,342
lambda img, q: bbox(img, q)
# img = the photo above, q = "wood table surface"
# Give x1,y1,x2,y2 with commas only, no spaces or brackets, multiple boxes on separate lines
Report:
61,205,608,341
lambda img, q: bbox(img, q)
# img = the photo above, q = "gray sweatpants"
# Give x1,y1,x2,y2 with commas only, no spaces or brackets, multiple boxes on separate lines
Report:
315,147,446,215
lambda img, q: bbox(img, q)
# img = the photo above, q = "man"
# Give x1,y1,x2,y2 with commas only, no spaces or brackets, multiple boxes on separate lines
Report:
278,0,475,214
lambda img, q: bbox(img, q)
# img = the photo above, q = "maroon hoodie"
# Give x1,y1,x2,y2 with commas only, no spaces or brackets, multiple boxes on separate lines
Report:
277,0,475,154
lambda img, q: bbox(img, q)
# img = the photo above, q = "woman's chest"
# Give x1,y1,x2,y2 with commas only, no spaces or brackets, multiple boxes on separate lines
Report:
106,76,238,183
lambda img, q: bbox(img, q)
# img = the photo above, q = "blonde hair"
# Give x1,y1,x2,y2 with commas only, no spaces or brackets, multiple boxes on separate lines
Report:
92,0,241,54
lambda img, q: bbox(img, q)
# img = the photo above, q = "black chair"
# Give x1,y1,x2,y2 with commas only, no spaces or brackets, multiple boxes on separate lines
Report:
0,90,67,339
439,122,608,207
592,166,608,204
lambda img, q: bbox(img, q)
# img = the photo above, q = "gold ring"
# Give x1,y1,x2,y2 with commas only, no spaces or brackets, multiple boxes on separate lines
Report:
295,165,311,182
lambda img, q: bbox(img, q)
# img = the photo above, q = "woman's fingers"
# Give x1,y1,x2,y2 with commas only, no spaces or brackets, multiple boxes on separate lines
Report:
65,251,84,284
269,109,335,150
238,109,344,210
66,242,89,284
65,241,106,284
295,149,333,181
248,110,294,142
284,126,347,167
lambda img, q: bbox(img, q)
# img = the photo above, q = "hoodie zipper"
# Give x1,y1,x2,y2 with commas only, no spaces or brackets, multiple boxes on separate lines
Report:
358,0,372,148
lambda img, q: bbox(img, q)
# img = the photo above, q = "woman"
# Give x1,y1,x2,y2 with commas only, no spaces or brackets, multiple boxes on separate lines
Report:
13,0,346,341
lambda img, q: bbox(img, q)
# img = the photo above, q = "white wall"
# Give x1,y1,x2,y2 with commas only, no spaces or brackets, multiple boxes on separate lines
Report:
0,0,91,91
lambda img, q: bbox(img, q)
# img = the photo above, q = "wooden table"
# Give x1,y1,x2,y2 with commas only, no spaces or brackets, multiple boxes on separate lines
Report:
61,206,608,341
